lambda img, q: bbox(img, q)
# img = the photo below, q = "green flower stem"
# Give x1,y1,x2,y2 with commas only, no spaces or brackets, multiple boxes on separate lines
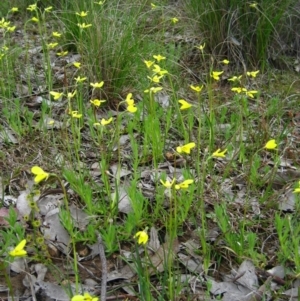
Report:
53,174,79,293
167,74,188,141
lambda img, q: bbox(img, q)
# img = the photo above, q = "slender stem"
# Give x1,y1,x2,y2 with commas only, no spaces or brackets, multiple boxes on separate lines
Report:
97,234,107,301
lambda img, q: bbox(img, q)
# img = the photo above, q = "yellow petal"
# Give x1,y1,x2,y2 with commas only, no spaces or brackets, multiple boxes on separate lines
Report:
31,166,45,175
34,174,48,184
71,295,85,301
9,239,27,257
127,105,137,113
15,239,26,251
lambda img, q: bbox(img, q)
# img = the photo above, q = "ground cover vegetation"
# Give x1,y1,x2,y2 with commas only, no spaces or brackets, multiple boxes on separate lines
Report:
1,0,300,300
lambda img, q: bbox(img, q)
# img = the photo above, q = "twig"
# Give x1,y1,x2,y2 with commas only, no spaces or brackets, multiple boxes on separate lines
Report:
245,276,272,301
24,259,37,301
97,233,107,301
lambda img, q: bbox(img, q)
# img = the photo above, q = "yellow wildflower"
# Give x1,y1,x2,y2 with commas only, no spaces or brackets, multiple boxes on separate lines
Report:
178,99,192,110
144,60,154,68
134,230,149,245
31,17,39,22
127,105,137,113
71,292,98,301
228,75,242,82
176,142,196,154
249,3,258,8
44,6,53,12
52,31,62,38
27,4,37,11
247,70,259,78
73,62,81,68
264,139,277,150
76,11,88,17
11,7,19,12
90,99,106,107
175,179,194,190
160,178,176,188
144,87,163,93
71,111,82,118
67,90,77,99
212,148,227,158
125,93,137,112
90,81,104,88
50,91,63,100
75,76,87,83
77,23,92,29
211,71,224,80
153,54,166,62
231,87,246,93
222,59,230,64
31,166,50,184
196,43,205,51
9,240,27,257
56,51,68,56
47,42,58,49
125,93,134,106
147,75,163,83
152,64,168,76
245,90,258,98
100,117,113,125
7,26,16,32
190,85,204,93
171,17,179,24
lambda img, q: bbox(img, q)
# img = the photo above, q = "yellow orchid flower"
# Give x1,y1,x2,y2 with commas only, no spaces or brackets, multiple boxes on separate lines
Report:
90,81,104,88
9,240,27,257
247,70,259,78
56,50,68,56
134,230,149,245
67,90,77,99
178,99,192,110
144,60,155,68
73,62,81,68
75,76,87,83
176,142,196,154
71,292,98,301
171,17,179,24
127,105,137,113
50,91,63,100
211,71,224,81
264,139,277,150
144,87,163,93
175,179,194,190
77,23,92,29
76,11,89,17
228,75,242,82
71,111,82,118
212,148,227,158
196,43,205,51
125,93,134,106
90,99,106,107
100,117,113,125
160,178,176,188
153,54,166,62
52,31,62,38
190,85,203,93
31,166,50,184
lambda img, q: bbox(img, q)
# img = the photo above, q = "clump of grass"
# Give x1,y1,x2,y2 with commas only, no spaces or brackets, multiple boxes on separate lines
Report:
185,0,298,70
